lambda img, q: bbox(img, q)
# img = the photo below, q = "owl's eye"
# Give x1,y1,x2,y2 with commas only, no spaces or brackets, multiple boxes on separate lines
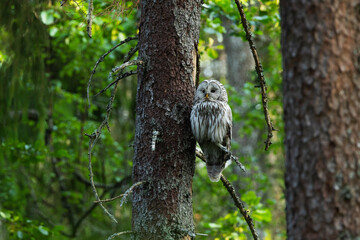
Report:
202,89,205,93
211,89,216,93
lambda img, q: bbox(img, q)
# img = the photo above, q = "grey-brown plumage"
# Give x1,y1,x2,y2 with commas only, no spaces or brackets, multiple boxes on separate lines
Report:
190,80,232,182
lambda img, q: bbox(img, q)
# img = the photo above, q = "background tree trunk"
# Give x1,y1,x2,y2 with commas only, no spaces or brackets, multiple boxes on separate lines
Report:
281,0,360,239
132,0,201,239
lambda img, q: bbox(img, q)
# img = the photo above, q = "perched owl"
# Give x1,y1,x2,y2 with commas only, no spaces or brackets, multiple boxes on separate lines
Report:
191,80,232,182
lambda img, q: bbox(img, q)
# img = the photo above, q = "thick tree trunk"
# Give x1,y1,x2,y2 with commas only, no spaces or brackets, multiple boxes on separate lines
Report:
281,1,360,239
132,0,201,239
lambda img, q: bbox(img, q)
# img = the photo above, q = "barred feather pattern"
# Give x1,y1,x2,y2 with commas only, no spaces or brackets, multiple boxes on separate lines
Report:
190,80,232,182
191,101,231,144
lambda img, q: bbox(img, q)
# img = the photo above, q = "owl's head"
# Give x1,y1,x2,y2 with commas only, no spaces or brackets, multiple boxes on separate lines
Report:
194,80,228,103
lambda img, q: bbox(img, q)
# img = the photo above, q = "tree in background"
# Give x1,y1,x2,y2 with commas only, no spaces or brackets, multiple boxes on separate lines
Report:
281,0,360,238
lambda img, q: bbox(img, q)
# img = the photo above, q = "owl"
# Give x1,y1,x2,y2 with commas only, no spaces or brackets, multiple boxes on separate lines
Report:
190,80,232,182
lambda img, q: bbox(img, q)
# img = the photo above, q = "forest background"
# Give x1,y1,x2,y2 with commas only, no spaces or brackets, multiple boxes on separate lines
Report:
0,0,284,239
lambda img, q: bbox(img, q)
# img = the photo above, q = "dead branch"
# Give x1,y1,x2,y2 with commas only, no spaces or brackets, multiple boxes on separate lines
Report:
74,171,131,189
234,0,274,151
87,36,138,108
109,60,143,77
87,0,93,38
94,194,125,203
87,136,118,223
85,39,141,223
60,0,68,7
230,155,246,172
94,70,137,97
94,181,145,204
119,181,145,207
106,231,133,240
70,175,131,237
195,149,259,240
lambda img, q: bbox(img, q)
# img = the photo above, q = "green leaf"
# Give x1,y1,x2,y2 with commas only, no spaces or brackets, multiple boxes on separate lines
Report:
0,211,11,219
253,208,272,222
40,10,54,25
38,226,49,236
207,48,218,59
49,27,58,37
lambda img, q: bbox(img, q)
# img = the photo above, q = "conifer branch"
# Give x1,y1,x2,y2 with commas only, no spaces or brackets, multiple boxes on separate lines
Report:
234,0,274,150
87,36,138,108
196,149,259,240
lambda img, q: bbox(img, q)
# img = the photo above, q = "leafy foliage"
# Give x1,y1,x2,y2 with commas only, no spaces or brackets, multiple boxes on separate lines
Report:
0,0,284,239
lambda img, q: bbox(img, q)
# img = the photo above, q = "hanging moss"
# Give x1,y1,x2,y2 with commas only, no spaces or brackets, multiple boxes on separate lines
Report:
0,0,49,140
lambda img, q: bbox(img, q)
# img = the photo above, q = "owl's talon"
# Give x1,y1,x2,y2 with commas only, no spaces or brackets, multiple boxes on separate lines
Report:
216,143,231,154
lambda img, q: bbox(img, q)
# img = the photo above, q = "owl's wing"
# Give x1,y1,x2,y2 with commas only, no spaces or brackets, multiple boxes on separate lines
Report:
223,103,232,152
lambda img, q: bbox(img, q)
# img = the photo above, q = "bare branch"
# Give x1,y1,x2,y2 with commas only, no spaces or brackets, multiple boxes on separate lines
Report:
70,175,131,237
195,149,259,240
60,0,68,6
87,0,93,38
109,60,143,77
74,171,131,189
120,181,145,207
86,136,118,223
234,0,274,150
94,70,137,97
230,155,246,172
85,35,141,224
220,175,259,240
94,194,125,203
87,36,138,108
106,231,133,240
94,181,145,204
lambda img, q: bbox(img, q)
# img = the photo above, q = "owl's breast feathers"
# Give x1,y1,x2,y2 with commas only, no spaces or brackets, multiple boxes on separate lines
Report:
191,100,232,144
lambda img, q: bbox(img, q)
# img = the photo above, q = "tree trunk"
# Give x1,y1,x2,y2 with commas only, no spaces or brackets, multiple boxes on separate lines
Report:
281,0,360,239
132,0,201,239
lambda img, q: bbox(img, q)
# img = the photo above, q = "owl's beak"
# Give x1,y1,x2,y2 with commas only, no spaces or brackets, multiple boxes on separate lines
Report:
205,93,209,99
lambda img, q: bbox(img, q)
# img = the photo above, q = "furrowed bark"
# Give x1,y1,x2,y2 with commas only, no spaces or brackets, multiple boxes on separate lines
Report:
281,0,360,239
132,0,201,239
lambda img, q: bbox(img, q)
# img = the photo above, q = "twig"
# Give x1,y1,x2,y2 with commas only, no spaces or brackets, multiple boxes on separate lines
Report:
70,176,131,237
196,233,209,237
85,42,141,223
87,136,118,223
109,60,143,77
94,181,145,204
70,190,108,237
231,155,246,172
119,181,145,207
87,36,138,108
106,231,133,240
220,175,259,240
234,0,273,151
124,45,139,62
73,0,87,20
60,0,68,6
195,149,259,240
87,0,93,38
94,194,125,203
94,70,137,97
75,171,131,189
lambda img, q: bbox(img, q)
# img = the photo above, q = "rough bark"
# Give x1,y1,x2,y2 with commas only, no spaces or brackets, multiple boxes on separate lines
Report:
281,0,360,239
132,0,201,239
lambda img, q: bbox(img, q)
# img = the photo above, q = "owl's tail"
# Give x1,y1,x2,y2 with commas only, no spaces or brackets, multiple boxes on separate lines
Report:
206,159,231,182
206,164,223,182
